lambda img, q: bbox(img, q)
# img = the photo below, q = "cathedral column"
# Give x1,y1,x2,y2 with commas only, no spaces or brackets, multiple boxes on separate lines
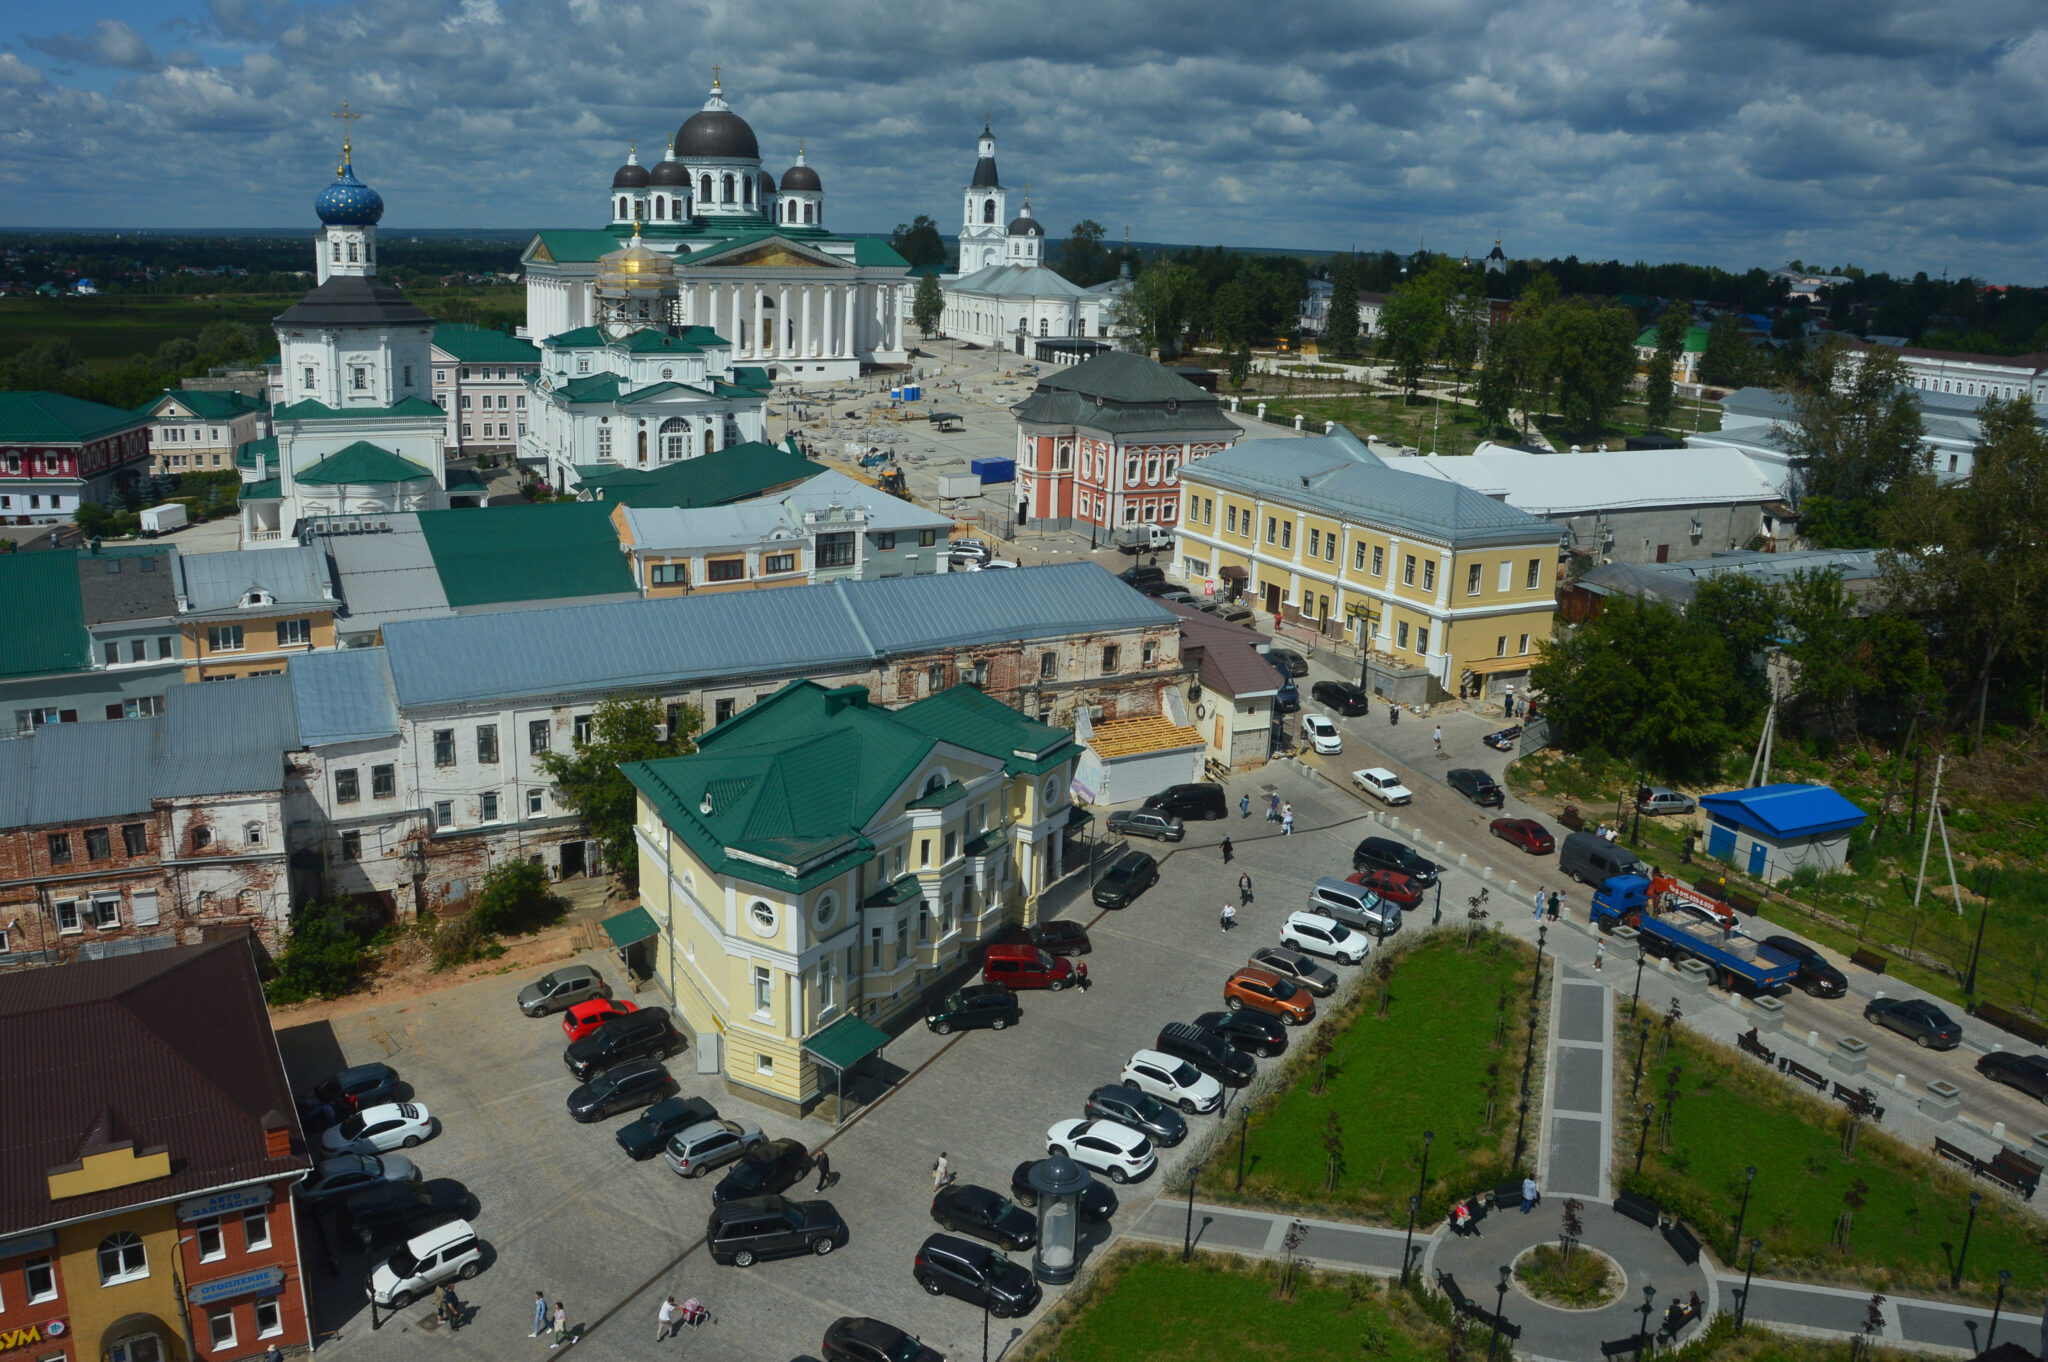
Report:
891,285,904,352
709,284,721,339
844,284,859,358
801,286,814,358
778,284,790,358
729,283,743,354
753,286,765,360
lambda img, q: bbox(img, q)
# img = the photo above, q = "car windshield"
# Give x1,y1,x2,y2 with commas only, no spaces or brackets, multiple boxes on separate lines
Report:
943,992,966,1010
728,1159,768,1189
1128,1090,1165,1117
336,1114,367,1139
1035,950,1056,968
883,1338,926,1362
1169,1061,1202,1087
1271,977,1299,999
1326,922,1353,941
359,1156,383,1178
387,1248,421,1277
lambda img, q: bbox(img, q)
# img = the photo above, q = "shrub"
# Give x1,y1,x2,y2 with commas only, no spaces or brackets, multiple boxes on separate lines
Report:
469,861,567,937
429,914,503,971
265,899,373,1003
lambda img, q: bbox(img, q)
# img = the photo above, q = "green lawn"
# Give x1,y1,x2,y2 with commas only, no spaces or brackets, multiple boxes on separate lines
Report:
1201,933,1535,1223
1618,1018,2048,1300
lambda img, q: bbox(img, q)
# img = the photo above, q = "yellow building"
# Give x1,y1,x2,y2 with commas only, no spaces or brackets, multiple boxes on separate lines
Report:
172,544,338,682
622,679,1082,1116
1175,427,1559,703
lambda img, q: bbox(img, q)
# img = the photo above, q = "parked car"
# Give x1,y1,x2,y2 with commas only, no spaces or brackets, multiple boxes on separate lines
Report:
563,1006,682,1081
364,1218,481,1308
1267,647,1309,677
1446,768,1505,807
307,1063,401,1113
1347,867,1422,908
665,1117,765,1178
1483,726,1523,751
1030,920,1092,956
567,1057,674,1123
1201,599,1255,624
705,1195,847,1266
948,538,992,564
1141,783,1229,821
1156,1020,1258,1084
561,997,640,1042
615,1095,719,1160
1301,715,1343,755
340,1179,475,1251
1084,1084,1189,1146
518,964,609,1016
823,1317,945,1362
931,1184,1039,1250
1556,831,1644,886
1863,997,1962,1050
1757,936,1848,999
1117,564,1165,588
1279,911,1369,965
1351,767,1413,806
1137,577,1181,596
1275,679,1301,713
714,1138,814,1204
1308,876,1401,936
1157,588,1197,606
913,1233,1042,1316
1223,966,1315,1025
1045,1118,1155,1184
1489,818,1556,855
1092,850,1159,908
1249,944,1340,996
983,944,1087,991
1976,1051,2048,1102
1191,1009,1287,1059
322,1102,435,1156
1009,1162,1118,1220
1636,786,1697,816
925,984,1021,1035
302,1153,417,1204
1312,680,1370,715
1353,836,1441,886
1119,1049,1223,1114
1105,807,1185,842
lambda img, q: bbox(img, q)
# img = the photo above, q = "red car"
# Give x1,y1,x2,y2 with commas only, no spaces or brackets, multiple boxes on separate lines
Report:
561,997,640,1042
1490,818,1556,855
1347,868,1422,907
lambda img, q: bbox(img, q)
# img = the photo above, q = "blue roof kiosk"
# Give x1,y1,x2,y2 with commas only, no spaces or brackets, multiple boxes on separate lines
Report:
1698,784,1866,884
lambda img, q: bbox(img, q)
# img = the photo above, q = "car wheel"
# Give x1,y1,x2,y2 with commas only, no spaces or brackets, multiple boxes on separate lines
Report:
813,1237,835,1257
1109,1166,1129,1184
923,1277,944,1296
732,1249,755,1268
1263,1045,1283,1058
1863,1008,1877,1023
392,1290,415,1309
688,1164,708,1178
1048,1144,1067,1158
993,1302,1014,1319
403,1135,422,1149
1048,979,1066,992
1180,1099,1199,1115
1122,1079,1142,1092
1916,1034,1931,1048
1283,1013,1303,1026
1227,998,1244,1012
933,1021,953,1036
459,1261,479,1281
990,1017,1008,1030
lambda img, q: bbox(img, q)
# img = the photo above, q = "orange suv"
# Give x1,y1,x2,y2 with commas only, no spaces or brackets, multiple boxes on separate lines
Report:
1223,966,1316,1026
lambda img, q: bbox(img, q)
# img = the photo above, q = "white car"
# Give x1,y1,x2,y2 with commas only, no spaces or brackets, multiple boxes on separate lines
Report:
1119,1050,1223,1115
1046,1118,1156,1184
971,558,1019,571
1301,715,1343,755
301,1153,418,1203
1280,911,1369,966
366,1219,482,1308
1352,767,1413,806
321,1102,435,1156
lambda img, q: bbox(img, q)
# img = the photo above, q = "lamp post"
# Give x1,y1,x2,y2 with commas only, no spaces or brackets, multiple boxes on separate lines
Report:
1952,1190,1982,1289
1634,1103,1656,1173
1631,1018,1651,1098
1736,1238,1760,1332
1985,1268,2011,1348
1637,1284,1658,1362
1402,1194,1420,1285
1487,1265,1511,1361
1182,1166,1199,1262
1432,878,1443,927
1963,901,1991,996
1236,1105,1250,1192
1629,762,1644,847
1630,944,1649,1018
982,1296,991,1362
1533,924,1547,1001
1730,1166,1757,1266
1415,1130,1435,1212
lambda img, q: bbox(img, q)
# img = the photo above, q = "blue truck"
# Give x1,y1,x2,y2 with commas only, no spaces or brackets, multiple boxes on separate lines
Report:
1589,874,1798,992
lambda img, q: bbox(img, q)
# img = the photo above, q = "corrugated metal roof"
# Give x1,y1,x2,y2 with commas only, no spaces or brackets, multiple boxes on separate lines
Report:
621,503,794,550
1701,783,1866,838
846,561,1170,654
1157,599,1282,698
76,546,178,625
779,471,952,532
290,649,400,746
417,502,637,607
1389,445,1781,516
155,672,300,798
0,391,148,443
0,550,89,679
950,263,1094,299
0,719,157,827
574,444,827,509
432,323,541,364
176,544,333,613
325,516,453,634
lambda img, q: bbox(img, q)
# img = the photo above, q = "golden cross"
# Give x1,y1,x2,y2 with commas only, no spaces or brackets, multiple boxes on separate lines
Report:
712,63,721,86
332,100,360,166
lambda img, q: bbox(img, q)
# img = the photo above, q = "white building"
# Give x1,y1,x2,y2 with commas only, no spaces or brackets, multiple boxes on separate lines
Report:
939,124,1106,354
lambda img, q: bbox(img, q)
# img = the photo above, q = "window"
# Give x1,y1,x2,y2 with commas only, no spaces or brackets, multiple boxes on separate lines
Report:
433,729,456,767
1326,532,1336,561
434,800,453,829
1499,560,1513,592
1422,560,1436,592
917,528,938,548
1280,522,1292,550
1416,626,1430,654
244,822,263,846
896,916,910,961
1468,563,1483,595
1402,554,1416,586
23,1256,54,1304
876,532,897,550
207,1307,236,1352
93,896,120,928
818,532,856,567
195,1217,225,1262
47,833,70,865
1397,620,1410,649
1039,652,1056,680
158,636,174,659
481,792,499,822
105,642,120,667
1307,529,1320,558
55,900,79,933
351,366,367,391
476,724,499,764
753,964,772,1015
255,1298,283,1338
573,713,594,744
371,764,395,798
1527,558,1542,590
870,926,883,969
208,625,245,652
461,423,473,439
1228,506,1239,534
1101,644,1119,673
714,697,736,724
529,720,550,753
122,823,147,855
764,552,795,573
98,1231,147,1284
1266,516,1277,544
192,827,212,850
1497,635,1508,658
944,830,959,861
85,827,110,860
302,366,316,391
129,639,147,663
707,558,745,582
756,1052,774,1076
341,830,361,860
527,789,544,816
242,1207,270,1250
132,891,159,926
278,618,311,646
919,837,932,868
1519,633,1531,654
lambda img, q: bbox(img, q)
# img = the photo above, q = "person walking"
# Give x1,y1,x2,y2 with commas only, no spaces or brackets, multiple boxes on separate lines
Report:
1547,890,1561,921
933,1152,953,1189
1533,885,1545,921
1594,939,1605,971
1681,830,1696,865
532,1290,550,1338
1281,803,1294,835
551,1301,568,1349
1221,902,1237,931
1267,793,1281,822
815,1149,833,1190
1221,837,1234,864
1433,725,1443,753
656,1296,678,1343
1240,792,1252,819
1238,873,1254,907
1504,683,1515,716
1521,1175,1539,1212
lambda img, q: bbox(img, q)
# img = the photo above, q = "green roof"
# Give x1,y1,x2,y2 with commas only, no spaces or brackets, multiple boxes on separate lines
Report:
543,326,607,349
528,229,637,265
445,466,490,491
804,1012,891,1071
729,367,773,390
907,780,969,810
575,443,826,509
416,501,636,607
433,323,541,364
274,397,446,422
1634,325,1711,353
239,478,281,502
853,238,911,268
147,389,266,421
600,906,660,949
619,329,714,354
296,441,435,485
0,391,148,444
893,684,1082,776
0,550,88,679
527,224,906,272
236,435,277,471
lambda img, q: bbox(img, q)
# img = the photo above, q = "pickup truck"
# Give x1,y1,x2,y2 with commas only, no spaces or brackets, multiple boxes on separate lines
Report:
1589,875,1795,993
1115,525,1175,554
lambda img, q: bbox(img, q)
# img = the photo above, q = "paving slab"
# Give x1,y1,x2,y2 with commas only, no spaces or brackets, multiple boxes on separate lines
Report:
1553,1046,1607,1115
1557,981,1607,1044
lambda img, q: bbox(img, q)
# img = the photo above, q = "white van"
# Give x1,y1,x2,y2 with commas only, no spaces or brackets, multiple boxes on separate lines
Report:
1306,876,1402,936
365,1219,482,1308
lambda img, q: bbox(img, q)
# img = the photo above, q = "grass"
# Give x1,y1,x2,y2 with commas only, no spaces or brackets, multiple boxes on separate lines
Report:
1616,1013,2048,1300
1514,1243,1621,1308
1200,933,1536,1224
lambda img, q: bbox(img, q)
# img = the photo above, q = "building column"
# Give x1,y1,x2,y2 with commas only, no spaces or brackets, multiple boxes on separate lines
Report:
801,286,814,358
729,283,742,354
893,285,905,352
778,284,790,358
753,287,765,360
845,284,859,357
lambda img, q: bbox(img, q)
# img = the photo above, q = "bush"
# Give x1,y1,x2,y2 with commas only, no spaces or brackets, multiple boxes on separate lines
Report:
428,914,503,972
470,861,567,937
265,899,374,1003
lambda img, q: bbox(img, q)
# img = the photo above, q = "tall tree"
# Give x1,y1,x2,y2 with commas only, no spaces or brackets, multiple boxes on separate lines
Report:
536,695,702,889
1472,319,1516,435
1053,219,1111,286
911,273,945,337
1108,261,1199,358
1779,568,1869,743
1506,272,1560,432
1698,312,1755,388
1545,299,1636,438
1376,283,1443,398
1645,300,1691,430
1778,337,1925,543
1324,254,1362,361
1441,293,1485,399
1209,275,1258,352
889,214,948,269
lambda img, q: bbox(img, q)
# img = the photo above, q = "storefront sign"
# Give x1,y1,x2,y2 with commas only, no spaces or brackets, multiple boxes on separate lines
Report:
187,1266,285,1307
0,1232,54,1260
176,1185,273,1222
0,1319,64,1353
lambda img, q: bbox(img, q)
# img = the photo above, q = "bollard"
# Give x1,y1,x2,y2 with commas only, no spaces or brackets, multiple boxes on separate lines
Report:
1458,852,1469,867
1893,1073,1908,1090
1230,396,1241,411
1750,995,1785,1034
1293,413,1305,430
1389,816,1401,831
1992,1120,2007,1142
1808,1030,1822,1050
1435,840,1445,857
1257,402,1267,420
1324,419,1336,434
1482,866,1493,881
1507,880,1518,897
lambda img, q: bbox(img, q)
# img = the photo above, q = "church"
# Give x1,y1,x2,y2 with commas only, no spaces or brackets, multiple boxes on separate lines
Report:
518,73,914,385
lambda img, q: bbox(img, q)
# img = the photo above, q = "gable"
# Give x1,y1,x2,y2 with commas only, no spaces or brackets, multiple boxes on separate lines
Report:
693,238,846,270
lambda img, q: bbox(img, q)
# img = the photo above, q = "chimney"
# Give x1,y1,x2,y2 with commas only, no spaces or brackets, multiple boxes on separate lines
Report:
261,1109,292,1159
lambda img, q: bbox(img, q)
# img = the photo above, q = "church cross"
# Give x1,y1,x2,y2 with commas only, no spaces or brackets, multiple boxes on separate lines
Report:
332,100,360,166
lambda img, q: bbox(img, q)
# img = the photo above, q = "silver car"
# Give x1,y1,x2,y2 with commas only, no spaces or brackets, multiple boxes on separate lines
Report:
664,1117,764,1178
1248,945,1339,998
302,1153,418,1203
518,964,609,1016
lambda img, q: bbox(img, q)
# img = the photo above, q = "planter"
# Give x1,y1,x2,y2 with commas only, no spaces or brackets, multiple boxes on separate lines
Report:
1829,1036,1869,1077
1750,995,1786,1035
1674,959,1713,995
1919,1079,1962,1123
1510,1242,1625,1311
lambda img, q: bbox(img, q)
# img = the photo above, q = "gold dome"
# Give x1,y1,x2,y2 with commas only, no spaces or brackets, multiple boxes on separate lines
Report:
595,227,675,290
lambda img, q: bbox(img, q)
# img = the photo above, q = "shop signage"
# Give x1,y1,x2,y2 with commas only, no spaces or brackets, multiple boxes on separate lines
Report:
187,1267,285,1307
176,1185,273,1222
0,1320,64,1353
0,1232,54,1260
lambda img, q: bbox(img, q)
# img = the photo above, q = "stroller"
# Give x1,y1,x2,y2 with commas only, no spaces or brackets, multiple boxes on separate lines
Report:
676,1298,712,1331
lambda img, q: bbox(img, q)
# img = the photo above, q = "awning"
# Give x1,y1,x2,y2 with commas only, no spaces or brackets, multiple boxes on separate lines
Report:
804,1013,891,1073
600,906,660,950
1218,565,1249,580
1460,654,1535,677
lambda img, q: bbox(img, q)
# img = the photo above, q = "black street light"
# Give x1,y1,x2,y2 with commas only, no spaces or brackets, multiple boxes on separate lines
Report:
1986,1268,2011,1349
1415,1130,1435,1211
1635,1103,1656,1173
982,1295,991,1362
1952,1190,1982,1289
1533,924,1548,1000
1637,1284,1658,1362
1631,1018,1652,1099
1433,878,1443,927
1402,1194,1420,1285
1730,1166,1757,1266
1182,1167,1199,1262
1963,901,1991,996
1629,943,1649,1017
1487,1265,1511,1361
1736,1238,1761,1332
1236,1105,1250,1192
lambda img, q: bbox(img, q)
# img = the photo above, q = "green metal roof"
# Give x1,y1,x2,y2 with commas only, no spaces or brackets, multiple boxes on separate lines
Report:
1634,325,1711,353
574,443,826,509
804,1012,891,1071
416,501,636,608
529,229,637,264
543,326,607,349
147,389,266,421
0,391,149,444
445,466,490,491
853,238,911,268
600,905,660,949
0,551,88,679
907,780,969,811
274,397,446,422
893,683,1080,776
235,436,277,471
433,323,541,364
295,441,435,485
863,874,925,909
729,367,773,390
239,478,282,502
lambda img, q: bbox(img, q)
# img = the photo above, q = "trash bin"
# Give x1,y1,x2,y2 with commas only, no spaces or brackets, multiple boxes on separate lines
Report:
1389,706,1399,726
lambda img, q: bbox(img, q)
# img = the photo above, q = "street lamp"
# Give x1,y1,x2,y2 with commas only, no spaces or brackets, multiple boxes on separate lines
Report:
1415,1130,1435,1212
1634,1103,1656,1173
1402,1194,1420,1285
1533,924,1547,1000
1986,1268,2011,1348
1182,1166,1199,1262
1236,1106,1250,1192
1736,1238,1761,1332
1631,1018,1651,1099
1432,878,1443,927
1630,944,1649,1018
1637,1284,1658,1362
1952,1190,1982,1289
1486,1265,1511,1360
1730,1166,1757,1266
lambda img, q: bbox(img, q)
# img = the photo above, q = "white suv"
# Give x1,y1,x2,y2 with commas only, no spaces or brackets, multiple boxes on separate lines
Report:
1301,715,1343,754
1280,911,1369,965
366,1218,482,1308
1119,1050,1222,1114
1352,767,1413,806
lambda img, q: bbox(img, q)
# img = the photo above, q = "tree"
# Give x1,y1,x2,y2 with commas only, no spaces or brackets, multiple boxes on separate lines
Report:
1107,260,1199,358
888,214,947,269
911,273,944,338
1779,568,1869,743
1506,272,1560,432
1052,219,1110,286
1441,294,1484,399
1687,574,1780,707
535,695,702,889
1325,254,1362,361
1645,300,1690,430
1698,312,1755,388
1227,342,1251,392
1545,299,1636,437
469,861,567,937
1779,337,1926,537
1472,320,1516,434
1376,283,1443,398
265,899,374,1003
1209,275,1259,352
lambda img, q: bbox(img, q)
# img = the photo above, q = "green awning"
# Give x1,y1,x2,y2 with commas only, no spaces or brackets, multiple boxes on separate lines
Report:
600,906,660,950
804,1013,890,1072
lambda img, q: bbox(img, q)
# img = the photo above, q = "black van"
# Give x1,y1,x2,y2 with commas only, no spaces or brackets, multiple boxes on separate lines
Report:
706,1195,848,1266
563,1006,682,1081
1155,1021,1256,1087
1142,783,1228,821
1351,836,1439,887
1557,831,1644,887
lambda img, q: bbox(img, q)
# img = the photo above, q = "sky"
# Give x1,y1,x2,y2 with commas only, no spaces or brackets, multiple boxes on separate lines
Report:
2,0,2045,282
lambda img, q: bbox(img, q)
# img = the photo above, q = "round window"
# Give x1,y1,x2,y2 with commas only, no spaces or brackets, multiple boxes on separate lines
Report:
748,900,777,936
1043,775,1061,805
815,894,836,928
661,367,674,379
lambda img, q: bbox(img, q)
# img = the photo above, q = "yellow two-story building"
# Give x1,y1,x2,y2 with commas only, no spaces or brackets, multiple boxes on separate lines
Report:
1176,426,1560,704
623,679,1083,1116
173,544,338,682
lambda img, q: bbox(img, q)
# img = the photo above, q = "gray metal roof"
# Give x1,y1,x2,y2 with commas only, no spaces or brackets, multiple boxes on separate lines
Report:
176,544,334,614
290,648,400,746
0,720,157,828
846,561,1172,654
155,672,300,798
1577,548,1885,609
949,263,1094,300
325,515,453,635
77,546,179,626
779,471,952,533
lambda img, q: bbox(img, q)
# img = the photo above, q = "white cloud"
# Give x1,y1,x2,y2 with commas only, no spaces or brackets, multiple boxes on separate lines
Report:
25,18,160,71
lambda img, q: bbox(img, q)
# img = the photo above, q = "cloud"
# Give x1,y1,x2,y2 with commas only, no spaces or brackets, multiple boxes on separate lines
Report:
24,18,160,71
0,52,49,87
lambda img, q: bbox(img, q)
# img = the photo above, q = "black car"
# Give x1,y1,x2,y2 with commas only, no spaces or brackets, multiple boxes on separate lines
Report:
566,1057,673,1122
1137,578,1184,597
1863,997,1963,1050
926,984,1021,1035
1092,851,1159,909
1483,726,1523,751
1031,921,1093,956
823,1317,946,1362
1084,1083,1188,1147
1267,647,1309,677
615,1095,718,1160
1192,1009,1288,1058
1311,680,1369,716
564,1006,682,1081
1118,564,1165,587
930,1184,1039,1249
340,1180,476,1251
706,1195,846,1266
1155,1021,1256,1086
1445,768,1506,807
1010,1162,1118,1222
1275,680,1301,713
310,1062,401,1110
713,1138,813,1204
1977,1051,2048,1102
1758,936,1848,999
1105,807,1185,842
1352,835,1440,887
914,1233,1042,1316
1141,782,1228,821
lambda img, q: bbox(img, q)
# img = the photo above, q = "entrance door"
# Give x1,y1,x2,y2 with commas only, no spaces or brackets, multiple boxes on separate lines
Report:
560,840,587,878
1707,825,1734,861
1746,840,1767,878
1263,582,1282,614
111,1337,165,1362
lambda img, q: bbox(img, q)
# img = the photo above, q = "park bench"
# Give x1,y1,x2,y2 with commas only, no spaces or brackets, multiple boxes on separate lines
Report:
1933,1137,1980,1171
1601,1335,1651,1358
1558,806,1587,832
1832,1082,1886,1122
1661,1219,1702,1265
1849,947,1888,974
1448,1193,1490,1236
1967,1000,2048,1047
1737,1028,1777,1065
1779,1056,1829,1091
1984,1150,2042,1200
1491,1180,1536,1212
1437,1270,1477,1317
1614,1191,1661,1229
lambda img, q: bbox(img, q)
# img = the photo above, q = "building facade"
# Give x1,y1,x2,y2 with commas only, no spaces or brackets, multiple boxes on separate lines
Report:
2,547,188,738
0,392,152,525
430,324,541,457
143,390,267,477
939,125,1105,349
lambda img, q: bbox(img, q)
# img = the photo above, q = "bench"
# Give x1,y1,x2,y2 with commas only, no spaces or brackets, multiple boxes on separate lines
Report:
1968,1000,2048,1047
1737,1028,1777,1065
1437,1270,1476,1317
1779,1057,1829,1091
1662,1219,1702,1265
1492,1180,1536,1212
1832,1082,1886,1122
1601,1335,1651,1358
1985,1150,2042,1200
1849,947,1888,974
1558,807,1586,832
1614,1191,1661,1229
1934,1137,1980,1171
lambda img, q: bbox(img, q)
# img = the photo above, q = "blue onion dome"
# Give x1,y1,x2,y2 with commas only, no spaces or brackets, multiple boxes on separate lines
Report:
316,151,384,226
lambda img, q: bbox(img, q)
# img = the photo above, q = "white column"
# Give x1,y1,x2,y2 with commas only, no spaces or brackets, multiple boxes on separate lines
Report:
777,284,790,358
844,285,859,357
708,283,720,337
753,287,764,360
891,286,904,352
801,286,814,358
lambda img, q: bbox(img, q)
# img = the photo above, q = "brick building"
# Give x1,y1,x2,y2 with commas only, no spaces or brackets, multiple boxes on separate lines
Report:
0,392,152,525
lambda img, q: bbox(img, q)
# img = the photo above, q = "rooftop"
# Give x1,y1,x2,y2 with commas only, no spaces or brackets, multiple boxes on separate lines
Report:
1700,783,1867,838
573,442,828,508
296,440,434,486
432,322,541,365
322,515,452,635
0,550,89,679
950,263,1095,299
290,647,401,746
176,543,333,614
146,389,266,421
415,502,638,609
0,390,149,444
1574,548,1886,609
1157,599,1283,698
76,545,178,625
1388,444,1782,516
1086,714,1204,759
1011,351,1237,437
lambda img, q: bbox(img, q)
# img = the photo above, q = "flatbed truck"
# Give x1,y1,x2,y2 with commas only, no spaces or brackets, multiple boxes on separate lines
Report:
1590,874,1797,992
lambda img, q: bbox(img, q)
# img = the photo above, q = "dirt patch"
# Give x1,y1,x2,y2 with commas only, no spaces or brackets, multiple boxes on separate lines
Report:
268,921,583,1028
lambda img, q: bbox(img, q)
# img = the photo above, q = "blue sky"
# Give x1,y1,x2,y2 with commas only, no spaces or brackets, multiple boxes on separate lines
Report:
3,0,2045,281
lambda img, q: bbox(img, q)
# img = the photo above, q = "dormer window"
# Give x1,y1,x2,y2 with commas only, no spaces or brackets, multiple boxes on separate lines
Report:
241,589,271,608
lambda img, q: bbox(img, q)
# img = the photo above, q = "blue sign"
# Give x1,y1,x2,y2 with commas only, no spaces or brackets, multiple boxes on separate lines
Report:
0,1232,54,1260
177,1185,273,1222
187,1267,285,1307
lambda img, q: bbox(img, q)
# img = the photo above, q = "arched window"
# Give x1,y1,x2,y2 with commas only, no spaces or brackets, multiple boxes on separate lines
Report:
98,1231,147,1285
721,174,734,203
192,827,212,851
1039,317,1049,336
923,771,948,796
617,197,627,219
654,197,665,220
660,417,690,460
743,177,754,206
704,423,718,455
804,202,815,224
700,173,713,202
244,822,263,846
983,198,996,224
